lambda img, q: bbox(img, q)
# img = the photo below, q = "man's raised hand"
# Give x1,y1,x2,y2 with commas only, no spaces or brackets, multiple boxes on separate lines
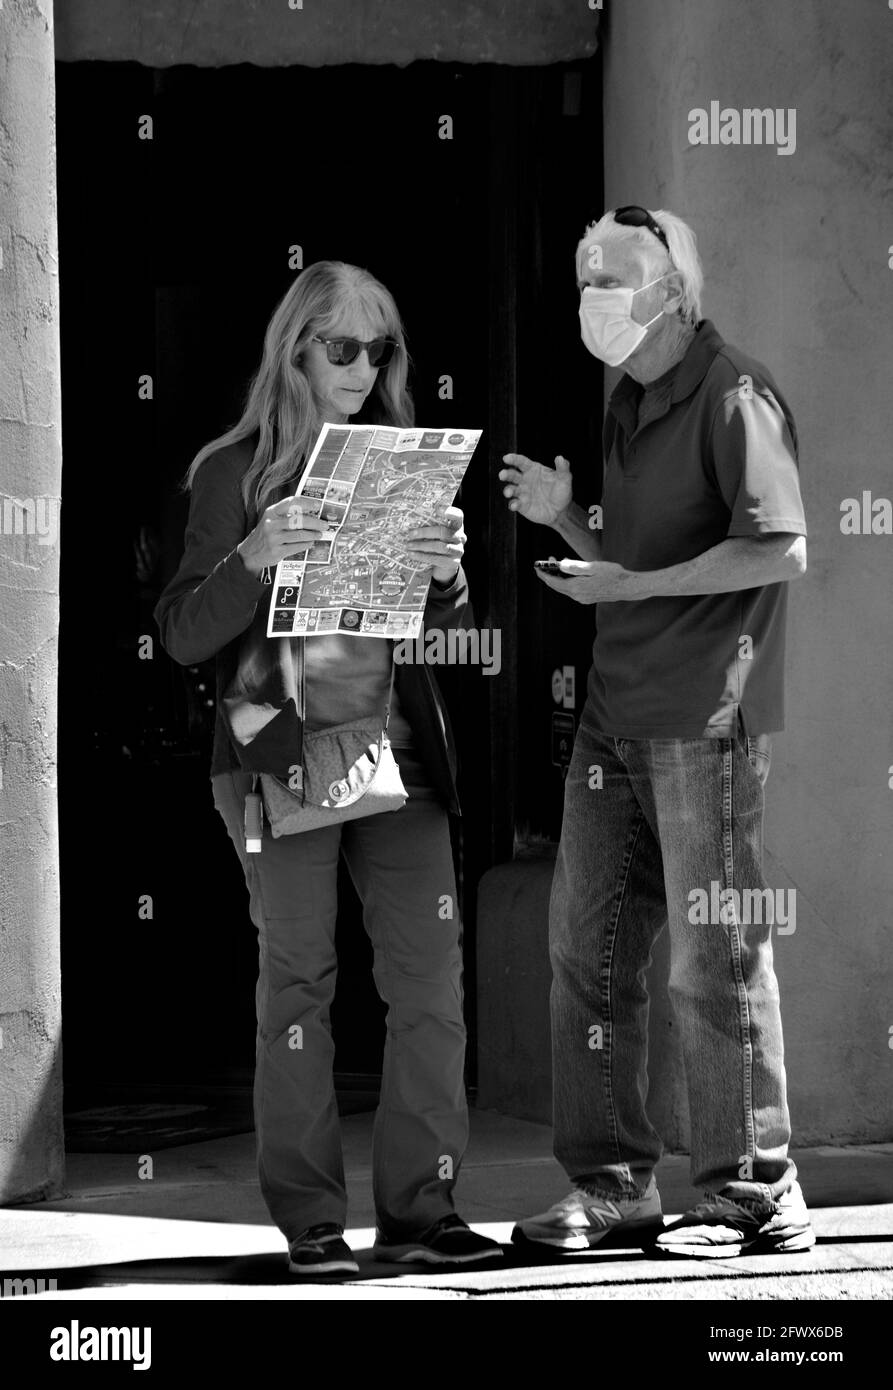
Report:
499,453,573,526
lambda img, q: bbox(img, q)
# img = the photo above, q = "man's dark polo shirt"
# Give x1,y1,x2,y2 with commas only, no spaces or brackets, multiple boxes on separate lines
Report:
586,319,807,738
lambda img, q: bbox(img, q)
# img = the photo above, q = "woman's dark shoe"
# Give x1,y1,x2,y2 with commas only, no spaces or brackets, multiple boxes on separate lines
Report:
287,1222,360,1276
372,1213,504,1265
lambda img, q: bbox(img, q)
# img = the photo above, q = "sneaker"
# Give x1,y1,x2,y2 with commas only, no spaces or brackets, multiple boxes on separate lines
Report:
655,1180,816,1258
372,1214,504,1265
511,1177,663,1251
287,1222,360,1276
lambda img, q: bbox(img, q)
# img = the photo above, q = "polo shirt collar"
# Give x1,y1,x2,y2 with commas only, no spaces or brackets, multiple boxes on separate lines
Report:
669,318,725,403
608,319,726,421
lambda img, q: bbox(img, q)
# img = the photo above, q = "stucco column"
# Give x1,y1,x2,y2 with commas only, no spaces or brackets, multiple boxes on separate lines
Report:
605,0,893,1147
0,0,64,1202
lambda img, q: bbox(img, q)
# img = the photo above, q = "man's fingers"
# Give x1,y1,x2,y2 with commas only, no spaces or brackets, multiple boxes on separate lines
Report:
501,452,569,478
536,569,585,601
500,453,535,475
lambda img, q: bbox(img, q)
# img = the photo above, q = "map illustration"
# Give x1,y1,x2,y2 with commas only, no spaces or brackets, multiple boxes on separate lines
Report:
266,424,481,639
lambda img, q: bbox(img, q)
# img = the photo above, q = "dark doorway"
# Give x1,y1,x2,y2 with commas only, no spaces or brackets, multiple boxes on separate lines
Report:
55,57,602,1116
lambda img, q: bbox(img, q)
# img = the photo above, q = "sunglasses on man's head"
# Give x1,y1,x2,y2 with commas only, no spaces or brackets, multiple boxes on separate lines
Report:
313,335,398,367
612,205,671,254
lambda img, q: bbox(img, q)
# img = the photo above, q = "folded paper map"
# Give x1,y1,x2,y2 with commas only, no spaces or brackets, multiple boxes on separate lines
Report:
266,423,481,639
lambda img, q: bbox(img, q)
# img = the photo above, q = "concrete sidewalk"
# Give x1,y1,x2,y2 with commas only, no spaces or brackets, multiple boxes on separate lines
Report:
2,1108,892,1300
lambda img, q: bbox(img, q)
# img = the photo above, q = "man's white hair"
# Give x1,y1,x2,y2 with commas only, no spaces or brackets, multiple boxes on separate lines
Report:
575,208,704,325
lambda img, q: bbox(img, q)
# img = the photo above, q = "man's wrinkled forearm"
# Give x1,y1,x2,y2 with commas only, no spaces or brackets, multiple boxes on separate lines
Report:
554,500,604,560
621,534,806,600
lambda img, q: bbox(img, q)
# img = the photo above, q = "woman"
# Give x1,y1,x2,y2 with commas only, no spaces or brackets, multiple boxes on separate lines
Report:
154,261,500,1275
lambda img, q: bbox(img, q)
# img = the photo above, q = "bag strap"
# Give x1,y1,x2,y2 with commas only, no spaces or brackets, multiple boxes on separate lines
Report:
383,645,396,735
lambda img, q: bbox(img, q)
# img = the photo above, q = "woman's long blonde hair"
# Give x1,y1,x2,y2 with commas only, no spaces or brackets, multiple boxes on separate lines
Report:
184,260,414,515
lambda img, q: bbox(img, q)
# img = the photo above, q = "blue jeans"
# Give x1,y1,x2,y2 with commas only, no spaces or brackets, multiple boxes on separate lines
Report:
550,704,796,1206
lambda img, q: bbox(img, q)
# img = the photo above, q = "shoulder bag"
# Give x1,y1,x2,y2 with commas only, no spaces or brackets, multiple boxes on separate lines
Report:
255,641,407,839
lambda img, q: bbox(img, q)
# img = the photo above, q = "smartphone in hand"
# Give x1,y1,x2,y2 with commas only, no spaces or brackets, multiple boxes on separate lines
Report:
534,560,572,578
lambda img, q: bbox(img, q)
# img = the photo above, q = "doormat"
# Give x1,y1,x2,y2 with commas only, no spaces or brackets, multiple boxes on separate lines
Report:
64,1085,379,1153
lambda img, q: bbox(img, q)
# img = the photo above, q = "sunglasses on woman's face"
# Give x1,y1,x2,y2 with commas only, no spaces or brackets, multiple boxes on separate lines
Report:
313,335,397,368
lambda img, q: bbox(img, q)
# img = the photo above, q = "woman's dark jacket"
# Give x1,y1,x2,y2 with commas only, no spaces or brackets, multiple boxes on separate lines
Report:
153,437,470,814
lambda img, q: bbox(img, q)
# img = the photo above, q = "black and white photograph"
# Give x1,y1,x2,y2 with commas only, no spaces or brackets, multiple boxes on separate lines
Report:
0,0,891,1360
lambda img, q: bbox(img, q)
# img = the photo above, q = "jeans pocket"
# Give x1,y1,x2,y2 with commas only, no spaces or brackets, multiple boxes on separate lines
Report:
745,734,772,788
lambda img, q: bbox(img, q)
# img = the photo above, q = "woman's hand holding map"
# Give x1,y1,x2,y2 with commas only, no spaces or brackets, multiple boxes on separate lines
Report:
402,505,466,584
237,497,329,578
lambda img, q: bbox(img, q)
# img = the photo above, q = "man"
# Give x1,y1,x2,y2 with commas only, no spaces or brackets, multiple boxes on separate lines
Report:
500,206,812,1258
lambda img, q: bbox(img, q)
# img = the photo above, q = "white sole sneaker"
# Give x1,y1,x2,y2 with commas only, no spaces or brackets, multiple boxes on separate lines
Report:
287,1254,359,1275
372,1239,504,1265
512,1180,664,1251
512,1215,664,1251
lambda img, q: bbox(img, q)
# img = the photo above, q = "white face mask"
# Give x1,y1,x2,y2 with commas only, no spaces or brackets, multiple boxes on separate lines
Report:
578,274,668,366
